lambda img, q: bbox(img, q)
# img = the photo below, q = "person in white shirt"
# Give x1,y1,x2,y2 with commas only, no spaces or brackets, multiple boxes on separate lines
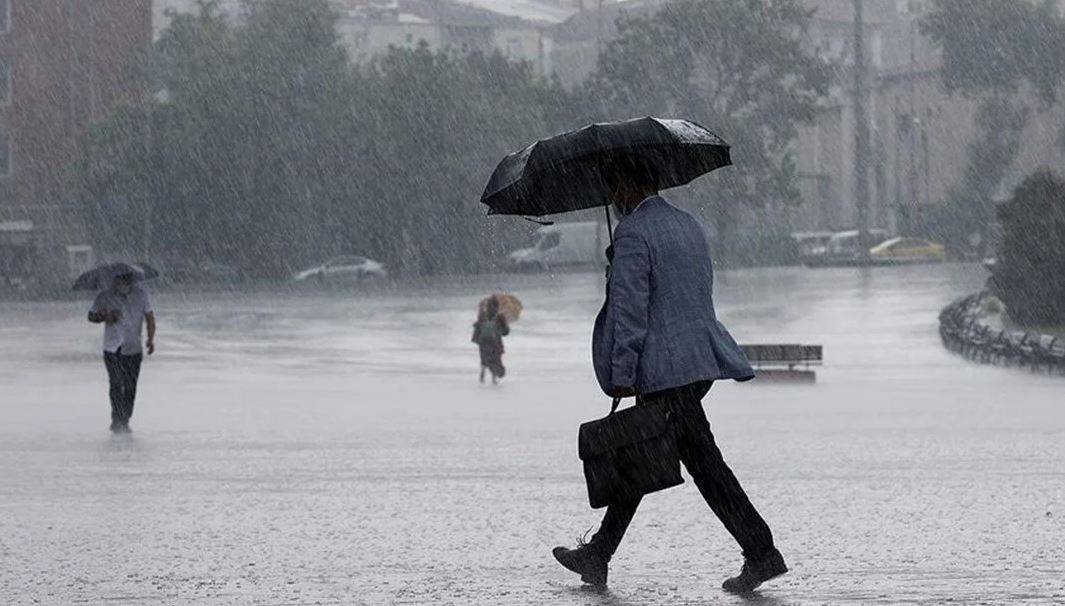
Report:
88,273,155,432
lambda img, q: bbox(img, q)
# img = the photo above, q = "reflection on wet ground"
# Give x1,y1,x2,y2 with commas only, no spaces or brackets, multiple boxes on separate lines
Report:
1,264,1063,604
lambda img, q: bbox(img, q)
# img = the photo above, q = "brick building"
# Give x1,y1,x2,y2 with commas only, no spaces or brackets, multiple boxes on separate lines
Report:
0,0,151,291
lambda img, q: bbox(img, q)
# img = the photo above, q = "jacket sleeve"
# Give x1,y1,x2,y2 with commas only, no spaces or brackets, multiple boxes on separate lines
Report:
607,231,650,390
90,292,107,314
497,317,510,336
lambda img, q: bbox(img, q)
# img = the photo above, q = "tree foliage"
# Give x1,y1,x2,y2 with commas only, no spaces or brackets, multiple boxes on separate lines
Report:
354,48,576,274
921,0,1065,251
83,0,830,277
83,0,574,277
991,170,1065,326
585,0,831,218
923,98,1029,251
922,0,1065,105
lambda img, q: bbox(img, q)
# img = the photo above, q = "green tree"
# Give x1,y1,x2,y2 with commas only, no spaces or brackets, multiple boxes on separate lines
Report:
924,99,1029,252
354,46,577,274
922,0,1065,104
585,0,831,225
83,0,575,277
990,170,1065,326
86,0,365,277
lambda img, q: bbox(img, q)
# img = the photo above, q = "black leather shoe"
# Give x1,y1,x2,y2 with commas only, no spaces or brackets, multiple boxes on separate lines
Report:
552,545,608,587
722,548,787,594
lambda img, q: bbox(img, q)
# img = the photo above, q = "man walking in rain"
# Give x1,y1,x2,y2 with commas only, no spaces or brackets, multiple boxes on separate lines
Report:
552,156,787,594
88,273,155,432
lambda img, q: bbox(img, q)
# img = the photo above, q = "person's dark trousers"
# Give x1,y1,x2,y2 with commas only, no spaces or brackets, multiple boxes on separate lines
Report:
589,382,775,562
104,350,143,425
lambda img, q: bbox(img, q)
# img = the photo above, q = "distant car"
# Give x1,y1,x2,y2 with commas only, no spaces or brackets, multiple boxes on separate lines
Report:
507,222,609,271
825,229,891,257
803,229,891,267
869,237,947,264
293,256,387,284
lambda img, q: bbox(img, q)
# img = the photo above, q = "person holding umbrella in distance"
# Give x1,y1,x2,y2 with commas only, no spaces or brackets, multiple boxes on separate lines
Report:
482,117,786,594
76,262,158,433
472,293,522,384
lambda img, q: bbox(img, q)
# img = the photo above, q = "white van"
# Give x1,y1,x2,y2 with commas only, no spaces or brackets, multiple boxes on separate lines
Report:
508,221,608,271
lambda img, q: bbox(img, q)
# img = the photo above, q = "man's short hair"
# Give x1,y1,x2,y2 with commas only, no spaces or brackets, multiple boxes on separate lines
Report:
602,154,658,192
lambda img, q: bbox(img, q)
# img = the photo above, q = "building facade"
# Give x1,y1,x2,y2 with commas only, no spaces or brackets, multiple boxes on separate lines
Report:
790,0,1065,237
151,0,243,40
546,0,1065,241
0,0,151,290
334,0,554,74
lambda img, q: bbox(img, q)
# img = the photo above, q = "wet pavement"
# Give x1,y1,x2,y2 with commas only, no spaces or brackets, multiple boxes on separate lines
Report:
2,263,1063,605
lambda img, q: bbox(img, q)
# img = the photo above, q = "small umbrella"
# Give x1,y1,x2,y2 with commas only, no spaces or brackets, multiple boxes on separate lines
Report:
480,293,523,322
73,262,159,291
481,116,731,220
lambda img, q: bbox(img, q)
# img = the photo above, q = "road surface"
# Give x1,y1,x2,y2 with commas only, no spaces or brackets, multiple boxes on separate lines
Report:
2,263,1062,604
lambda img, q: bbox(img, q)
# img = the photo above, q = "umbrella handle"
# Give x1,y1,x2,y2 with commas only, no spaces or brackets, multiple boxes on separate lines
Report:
604,205,614,244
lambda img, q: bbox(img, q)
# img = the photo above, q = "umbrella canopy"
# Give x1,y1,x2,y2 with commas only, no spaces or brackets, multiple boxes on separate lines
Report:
73,262,159,291
480,293,523,322
481,117,731,217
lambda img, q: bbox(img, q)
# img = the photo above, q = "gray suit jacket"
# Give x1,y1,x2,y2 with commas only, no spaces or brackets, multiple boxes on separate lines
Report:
592,196,754,395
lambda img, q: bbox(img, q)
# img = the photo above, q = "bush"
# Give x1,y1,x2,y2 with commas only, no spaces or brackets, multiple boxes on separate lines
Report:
990,170,1065,326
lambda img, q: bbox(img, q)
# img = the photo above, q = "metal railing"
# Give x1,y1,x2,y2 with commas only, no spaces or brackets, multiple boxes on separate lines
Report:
939,292,1065,375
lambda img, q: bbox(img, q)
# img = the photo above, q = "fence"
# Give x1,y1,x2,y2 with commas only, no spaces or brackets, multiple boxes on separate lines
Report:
939,292,1065,375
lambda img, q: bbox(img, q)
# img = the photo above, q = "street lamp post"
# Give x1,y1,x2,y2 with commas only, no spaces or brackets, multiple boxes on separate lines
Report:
852,0,871,260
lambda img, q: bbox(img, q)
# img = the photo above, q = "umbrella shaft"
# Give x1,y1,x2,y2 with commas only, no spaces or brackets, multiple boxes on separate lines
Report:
604,205,614,244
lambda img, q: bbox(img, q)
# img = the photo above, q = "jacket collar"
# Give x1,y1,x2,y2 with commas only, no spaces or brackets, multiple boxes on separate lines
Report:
634,195,658,213
619,195,661,221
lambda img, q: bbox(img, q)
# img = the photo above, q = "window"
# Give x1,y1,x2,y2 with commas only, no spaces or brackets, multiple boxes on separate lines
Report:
0,62,10,105
0,127,11,177
0,0,9,33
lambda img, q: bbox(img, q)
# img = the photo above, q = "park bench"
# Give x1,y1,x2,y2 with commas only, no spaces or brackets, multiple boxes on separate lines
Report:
741,344,823,383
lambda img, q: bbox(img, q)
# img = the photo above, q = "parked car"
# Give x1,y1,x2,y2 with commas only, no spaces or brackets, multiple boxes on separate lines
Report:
508,222,608,271
293,255,387,284
826,229,891,257
791,231,834,256
869,237,947,264
803,229,891,267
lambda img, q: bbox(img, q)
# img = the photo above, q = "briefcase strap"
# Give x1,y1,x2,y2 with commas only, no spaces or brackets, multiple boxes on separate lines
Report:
609,397,621,415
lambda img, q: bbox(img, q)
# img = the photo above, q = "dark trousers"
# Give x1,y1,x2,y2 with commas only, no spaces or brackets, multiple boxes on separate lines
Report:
590,382,775,561
104,351,142,425
479,346,506,378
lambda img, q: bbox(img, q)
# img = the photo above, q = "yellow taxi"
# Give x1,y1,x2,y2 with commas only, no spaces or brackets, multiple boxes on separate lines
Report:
869,237,947,264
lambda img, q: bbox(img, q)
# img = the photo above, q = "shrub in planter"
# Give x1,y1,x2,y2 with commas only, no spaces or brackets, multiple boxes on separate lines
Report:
991,170,1065,326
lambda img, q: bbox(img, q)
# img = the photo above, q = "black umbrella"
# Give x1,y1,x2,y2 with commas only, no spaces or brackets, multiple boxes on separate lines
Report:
73,262,159,291
480,116,731,219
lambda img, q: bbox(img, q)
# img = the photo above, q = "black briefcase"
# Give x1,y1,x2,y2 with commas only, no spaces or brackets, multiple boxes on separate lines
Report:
577,398,684,509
